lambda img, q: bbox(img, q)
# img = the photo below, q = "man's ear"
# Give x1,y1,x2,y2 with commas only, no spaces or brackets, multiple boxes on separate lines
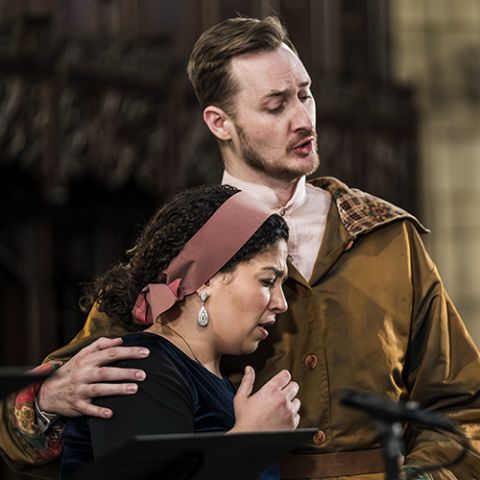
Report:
203,106,233,141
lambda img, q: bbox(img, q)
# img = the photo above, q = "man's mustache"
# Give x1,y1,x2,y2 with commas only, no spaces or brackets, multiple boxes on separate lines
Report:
286,130,317,152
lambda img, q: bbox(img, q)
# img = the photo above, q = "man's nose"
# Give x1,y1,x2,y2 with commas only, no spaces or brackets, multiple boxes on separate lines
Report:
291,99,315,132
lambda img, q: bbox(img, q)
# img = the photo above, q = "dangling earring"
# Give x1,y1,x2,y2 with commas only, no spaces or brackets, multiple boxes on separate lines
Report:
197,291,209,327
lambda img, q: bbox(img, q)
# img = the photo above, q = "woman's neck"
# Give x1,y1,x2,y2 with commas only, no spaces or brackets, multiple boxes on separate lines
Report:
145,320,222,378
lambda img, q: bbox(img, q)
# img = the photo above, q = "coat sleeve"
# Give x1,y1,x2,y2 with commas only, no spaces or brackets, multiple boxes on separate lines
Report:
403,224,480,479
0,302,128,477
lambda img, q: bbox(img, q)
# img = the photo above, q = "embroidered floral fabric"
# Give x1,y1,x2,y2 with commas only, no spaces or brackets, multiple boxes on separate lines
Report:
14,361,65,461
310,177,428,236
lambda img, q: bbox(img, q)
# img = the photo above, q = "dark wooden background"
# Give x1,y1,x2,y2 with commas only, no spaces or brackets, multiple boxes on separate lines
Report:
0,1,418,478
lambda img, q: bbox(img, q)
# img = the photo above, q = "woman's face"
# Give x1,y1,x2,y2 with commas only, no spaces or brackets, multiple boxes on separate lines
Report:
205,239,289,356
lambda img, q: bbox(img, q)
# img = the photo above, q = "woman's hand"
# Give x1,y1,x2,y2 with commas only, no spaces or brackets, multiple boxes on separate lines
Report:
229,366,300,433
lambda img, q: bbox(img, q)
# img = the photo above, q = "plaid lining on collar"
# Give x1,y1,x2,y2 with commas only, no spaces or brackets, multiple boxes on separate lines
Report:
309,177,428,236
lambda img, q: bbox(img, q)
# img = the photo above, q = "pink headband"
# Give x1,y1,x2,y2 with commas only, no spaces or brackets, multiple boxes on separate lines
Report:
132,191,273,326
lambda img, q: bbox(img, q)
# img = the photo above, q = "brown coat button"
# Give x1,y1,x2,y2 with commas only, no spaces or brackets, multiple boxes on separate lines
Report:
299,285,312,297
344,240,354,251
313,430,325,445
305,354,317,370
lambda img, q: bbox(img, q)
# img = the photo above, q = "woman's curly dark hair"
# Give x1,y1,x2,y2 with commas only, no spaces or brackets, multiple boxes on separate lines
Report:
79,184,289,331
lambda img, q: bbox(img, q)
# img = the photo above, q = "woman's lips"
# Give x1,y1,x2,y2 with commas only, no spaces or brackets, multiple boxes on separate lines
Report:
258,320,275,339
258,326,269,339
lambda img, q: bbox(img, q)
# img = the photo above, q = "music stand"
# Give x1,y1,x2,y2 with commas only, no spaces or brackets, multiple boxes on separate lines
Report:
0,367,49,399
74,428,318,480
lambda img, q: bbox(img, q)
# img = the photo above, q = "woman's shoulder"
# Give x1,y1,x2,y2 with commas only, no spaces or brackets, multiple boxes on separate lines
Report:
120,332,197,367
119,332,235,395
108,332,184,377
99,333,196,407
120,331,166,349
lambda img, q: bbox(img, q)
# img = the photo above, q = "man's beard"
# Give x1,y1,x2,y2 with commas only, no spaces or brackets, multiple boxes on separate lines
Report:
235,123,320,182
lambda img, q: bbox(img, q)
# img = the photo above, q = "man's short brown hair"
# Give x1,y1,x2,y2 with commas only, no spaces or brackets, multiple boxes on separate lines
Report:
187,16,297,116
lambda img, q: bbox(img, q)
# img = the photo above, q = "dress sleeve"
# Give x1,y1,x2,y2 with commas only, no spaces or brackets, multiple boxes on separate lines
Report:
403,223,480,479
89,349,196,459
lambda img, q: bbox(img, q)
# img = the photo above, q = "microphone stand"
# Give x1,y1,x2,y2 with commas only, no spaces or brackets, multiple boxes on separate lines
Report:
340,390,470,480
372,418,404,480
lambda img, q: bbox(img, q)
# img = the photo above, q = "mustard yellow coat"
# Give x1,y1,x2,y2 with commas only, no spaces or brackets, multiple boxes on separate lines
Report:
241,178,480,479
2,177,480,480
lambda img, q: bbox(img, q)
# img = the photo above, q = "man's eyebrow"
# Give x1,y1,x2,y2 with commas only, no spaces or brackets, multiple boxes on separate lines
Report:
261,80,312,101
262,89,289,100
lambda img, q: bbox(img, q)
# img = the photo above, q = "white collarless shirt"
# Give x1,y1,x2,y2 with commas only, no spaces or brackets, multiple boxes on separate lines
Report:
222,171,331,282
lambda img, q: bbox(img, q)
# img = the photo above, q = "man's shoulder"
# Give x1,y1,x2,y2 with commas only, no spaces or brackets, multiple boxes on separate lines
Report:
308,176,429,237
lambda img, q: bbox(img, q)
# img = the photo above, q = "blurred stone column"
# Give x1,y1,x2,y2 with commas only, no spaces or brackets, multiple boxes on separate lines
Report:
310,0,342,75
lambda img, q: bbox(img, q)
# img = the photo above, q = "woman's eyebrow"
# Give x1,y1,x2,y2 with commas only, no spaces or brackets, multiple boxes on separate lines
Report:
262,266,289,280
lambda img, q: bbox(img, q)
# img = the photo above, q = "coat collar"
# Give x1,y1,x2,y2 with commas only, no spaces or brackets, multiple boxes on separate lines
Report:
309,176,429,236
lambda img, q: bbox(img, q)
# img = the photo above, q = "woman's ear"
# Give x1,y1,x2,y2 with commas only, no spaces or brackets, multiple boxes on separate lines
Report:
196,280,210,299
203,106,233,141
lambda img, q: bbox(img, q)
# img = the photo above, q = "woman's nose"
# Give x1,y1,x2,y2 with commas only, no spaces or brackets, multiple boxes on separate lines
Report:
271,286,288,314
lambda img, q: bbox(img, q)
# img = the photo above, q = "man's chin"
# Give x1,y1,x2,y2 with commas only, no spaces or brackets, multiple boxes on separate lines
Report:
305,157,320,177
242,150,319,182
281,155,320,181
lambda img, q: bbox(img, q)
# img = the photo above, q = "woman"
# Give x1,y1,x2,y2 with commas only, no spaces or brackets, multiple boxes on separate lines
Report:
60,184,300,479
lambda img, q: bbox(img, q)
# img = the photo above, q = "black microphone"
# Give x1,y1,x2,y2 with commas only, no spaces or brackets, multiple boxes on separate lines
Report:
340,390,457,433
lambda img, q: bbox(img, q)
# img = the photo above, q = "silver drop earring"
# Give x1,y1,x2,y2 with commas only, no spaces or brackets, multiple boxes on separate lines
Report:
197,291,209,327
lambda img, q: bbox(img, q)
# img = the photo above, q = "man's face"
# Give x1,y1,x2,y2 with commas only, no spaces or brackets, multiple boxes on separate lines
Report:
227,44,319,183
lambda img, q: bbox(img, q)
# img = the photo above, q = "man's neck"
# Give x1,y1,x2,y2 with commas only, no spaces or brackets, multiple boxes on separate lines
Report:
224,165,300,206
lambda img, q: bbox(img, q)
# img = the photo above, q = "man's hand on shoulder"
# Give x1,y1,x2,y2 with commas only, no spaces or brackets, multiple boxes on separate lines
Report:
36,337,150,419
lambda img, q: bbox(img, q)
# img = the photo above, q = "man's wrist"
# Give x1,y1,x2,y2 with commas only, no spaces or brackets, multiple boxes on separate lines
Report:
34,397,61,433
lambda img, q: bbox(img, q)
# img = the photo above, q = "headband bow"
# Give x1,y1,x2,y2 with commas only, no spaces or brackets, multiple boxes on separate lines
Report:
132,191,273,326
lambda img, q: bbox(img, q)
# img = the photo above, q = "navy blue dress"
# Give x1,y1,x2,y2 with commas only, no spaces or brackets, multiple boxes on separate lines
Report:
60,332,280,479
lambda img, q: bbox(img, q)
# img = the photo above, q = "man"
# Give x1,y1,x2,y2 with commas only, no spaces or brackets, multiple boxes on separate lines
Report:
2,16,480,480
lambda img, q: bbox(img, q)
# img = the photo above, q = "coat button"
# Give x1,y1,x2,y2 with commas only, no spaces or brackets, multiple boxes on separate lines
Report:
305,354,317,370
344,240,354,251
313,430,325,445
299,286,312,297
279,208,287,216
